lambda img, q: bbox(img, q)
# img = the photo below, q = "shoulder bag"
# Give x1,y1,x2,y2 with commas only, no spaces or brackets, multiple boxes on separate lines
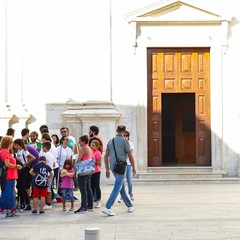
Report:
112,138,127,175
74,147,95,176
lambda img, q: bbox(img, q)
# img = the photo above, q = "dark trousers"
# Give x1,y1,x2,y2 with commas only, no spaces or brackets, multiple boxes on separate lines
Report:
16,168,30,206
91,172,101,201
78,174,93,209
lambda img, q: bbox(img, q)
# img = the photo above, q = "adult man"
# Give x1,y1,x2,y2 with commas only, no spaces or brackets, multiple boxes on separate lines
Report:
88,125,103,153
60,127,77,153
102,125,136,216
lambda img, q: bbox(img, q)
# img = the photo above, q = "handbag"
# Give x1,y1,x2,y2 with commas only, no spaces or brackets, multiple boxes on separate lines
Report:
75,158,95,176
112,138,127,175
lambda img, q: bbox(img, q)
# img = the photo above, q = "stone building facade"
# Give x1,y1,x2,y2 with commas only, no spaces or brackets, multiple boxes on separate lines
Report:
1,0,240,176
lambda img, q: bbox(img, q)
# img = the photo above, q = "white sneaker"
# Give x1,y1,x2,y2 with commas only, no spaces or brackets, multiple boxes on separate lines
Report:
43,204,52,210
95,201,101,208
102,207,116,216
128,206,134,213
52,199,57,203
118,198,123,203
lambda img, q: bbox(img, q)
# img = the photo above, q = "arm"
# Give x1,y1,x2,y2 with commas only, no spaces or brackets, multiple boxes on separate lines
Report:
49,171,54,178
27,153,35,164
96,156,102,167
5,158,22,170
104,150,110,178
29,167,35,176
77,148,84,162
127,151,136,176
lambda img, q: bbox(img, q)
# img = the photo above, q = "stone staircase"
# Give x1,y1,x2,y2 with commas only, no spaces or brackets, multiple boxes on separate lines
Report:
133,167,240,184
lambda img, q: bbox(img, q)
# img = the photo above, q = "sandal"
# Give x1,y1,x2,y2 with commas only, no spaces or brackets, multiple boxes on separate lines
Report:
63,207,66,211
69,207,74,211
6,212,20,218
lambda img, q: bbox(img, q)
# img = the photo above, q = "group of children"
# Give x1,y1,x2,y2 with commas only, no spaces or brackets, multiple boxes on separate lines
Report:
30,156,75,214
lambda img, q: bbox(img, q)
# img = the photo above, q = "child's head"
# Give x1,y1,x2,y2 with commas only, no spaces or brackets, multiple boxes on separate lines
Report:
63,159,73,169
42,141,51,152
90,140,100,151
39,156,46,162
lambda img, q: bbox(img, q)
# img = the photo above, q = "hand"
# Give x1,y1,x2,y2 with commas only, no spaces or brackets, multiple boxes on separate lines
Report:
132,168,136,176
106,169,110,178
17,164,22,170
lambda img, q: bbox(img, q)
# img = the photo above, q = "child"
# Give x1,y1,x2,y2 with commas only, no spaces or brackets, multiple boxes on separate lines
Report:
60,159,75,211
29,156,53,214
39,141,56,209
90,140,102,208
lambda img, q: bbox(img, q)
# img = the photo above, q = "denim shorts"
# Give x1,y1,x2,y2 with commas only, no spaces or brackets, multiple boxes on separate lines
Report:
61,188,74,200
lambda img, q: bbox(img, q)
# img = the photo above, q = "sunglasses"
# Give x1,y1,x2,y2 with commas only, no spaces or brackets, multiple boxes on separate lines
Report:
124,135,129,137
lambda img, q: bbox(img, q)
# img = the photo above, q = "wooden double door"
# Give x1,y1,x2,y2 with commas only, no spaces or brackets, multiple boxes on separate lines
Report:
147,48,211,166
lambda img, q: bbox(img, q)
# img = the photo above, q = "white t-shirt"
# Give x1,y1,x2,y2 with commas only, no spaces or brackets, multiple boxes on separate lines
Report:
39,142,59,169
126,141,134,165
57,145,73,170
39,151,55,170
17,149,30,165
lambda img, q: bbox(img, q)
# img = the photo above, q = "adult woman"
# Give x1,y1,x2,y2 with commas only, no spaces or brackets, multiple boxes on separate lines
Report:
57,136,73,170
0,136,22,217
51,134,60,148
14,138,35,211
74,135,94,213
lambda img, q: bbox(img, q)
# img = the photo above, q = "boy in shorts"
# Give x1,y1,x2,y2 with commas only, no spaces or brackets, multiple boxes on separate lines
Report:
29,156,53,214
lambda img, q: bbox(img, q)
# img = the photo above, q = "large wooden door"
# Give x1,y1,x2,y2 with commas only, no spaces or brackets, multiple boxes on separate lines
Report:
147,48,211,166
176,94,196,164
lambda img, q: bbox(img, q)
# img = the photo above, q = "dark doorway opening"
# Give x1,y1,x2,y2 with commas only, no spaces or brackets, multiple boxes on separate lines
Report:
162,93,196,166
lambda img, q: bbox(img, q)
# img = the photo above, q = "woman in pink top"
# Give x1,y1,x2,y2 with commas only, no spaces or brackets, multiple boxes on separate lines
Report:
0,136,22,217
74,135,94,214
90,140,102,208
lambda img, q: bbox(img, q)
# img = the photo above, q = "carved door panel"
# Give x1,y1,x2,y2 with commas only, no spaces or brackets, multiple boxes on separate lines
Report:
147,48,211,166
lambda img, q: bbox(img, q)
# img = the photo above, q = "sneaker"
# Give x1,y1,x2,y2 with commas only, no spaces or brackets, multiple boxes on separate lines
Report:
74,208,87,214
32,210,37,215
130,194,134,201
69,207,74,211
21,204,32,212
128,206,134,213
39,210,45,214
52,198,57,203
63,207,66,211
73,196,78,201
43,204,52,210
118,198,123,203
95,201,101,208
102,207,116,216
6,212,20,218
87,207,94,212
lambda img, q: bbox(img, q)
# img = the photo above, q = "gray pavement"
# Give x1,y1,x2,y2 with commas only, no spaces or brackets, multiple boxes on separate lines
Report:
1,183,240,240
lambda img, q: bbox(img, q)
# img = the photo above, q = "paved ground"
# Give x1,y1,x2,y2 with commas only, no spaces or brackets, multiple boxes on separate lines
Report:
1,183,240,240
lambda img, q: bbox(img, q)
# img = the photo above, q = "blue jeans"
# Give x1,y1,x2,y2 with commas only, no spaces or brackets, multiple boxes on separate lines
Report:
126,165,133,194
78,175,93,209
0,180,16,210
105,172,133,209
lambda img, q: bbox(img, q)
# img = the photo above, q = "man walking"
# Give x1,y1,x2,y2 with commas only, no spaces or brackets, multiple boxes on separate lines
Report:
102,125,136,216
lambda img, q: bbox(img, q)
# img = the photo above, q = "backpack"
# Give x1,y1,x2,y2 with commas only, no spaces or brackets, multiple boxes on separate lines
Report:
0,158,7,191
34,165,49,189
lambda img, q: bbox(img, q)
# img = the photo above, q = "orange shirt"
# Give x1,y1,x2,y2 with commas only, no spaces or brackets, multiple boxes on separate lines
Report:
0,149,18,180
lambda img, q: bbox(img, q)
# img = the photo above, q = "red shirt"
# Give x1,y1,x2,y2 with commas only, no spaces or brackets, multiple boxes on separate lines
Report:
0,149,18,180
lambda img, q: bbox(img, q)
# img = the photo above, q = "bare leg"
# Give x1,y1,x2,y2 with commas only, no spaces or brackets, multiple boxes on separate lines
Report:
33,198,38,210
40,197,45,211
